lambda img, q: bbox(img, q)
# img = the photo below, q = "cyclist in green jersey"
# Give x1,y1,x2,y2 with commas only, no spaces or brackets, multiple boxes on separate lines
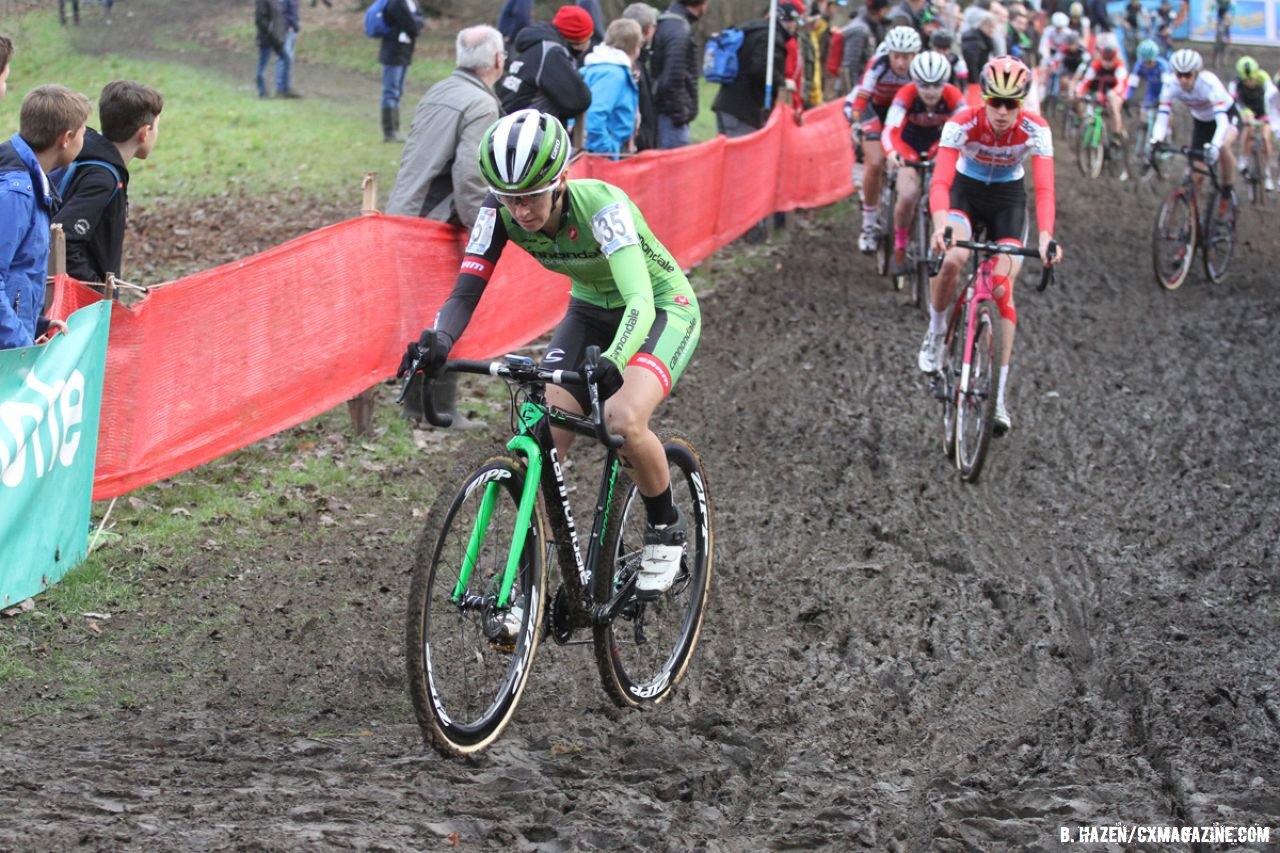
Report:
399,109,702,599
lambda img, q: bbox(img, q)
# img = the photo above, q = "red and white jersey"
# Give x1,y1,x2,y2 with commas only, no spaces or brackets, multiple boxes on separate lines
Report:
883,83,965,160
930,105,1057,234
845,48,913,118
1077,58,1129,97
1153,69,1234,147
937,105,1054,183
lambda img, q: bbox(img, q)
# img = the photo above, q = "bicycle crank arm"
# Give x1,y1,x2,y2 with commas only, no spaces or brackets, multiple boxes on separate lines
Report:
592,574,640,626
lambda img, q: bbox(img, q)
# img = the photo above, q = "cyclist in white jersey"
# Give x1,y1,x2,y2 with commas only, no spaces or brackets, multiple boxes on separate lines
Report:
1152,48,1240,192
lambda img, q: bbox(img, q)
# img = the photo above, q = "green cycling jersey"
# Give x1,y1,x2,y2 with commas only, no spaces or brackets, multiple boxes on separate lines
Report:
440,179,699,373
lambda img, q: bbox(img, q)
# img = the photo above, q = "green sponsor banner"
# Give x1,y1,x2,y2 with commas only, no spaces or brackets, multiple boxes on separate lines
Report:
0,301,111,606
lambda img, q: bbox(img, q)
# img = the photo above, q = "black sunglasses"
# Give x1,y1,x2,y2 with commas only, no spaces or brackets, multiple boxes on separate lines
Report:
985,96,1023,111
1174,70,1196,78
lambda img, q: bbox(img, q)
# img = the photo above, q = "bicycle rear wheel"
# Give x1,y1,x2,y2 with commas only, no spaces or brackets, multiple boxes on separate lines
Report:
405,455,548,757
1151,188,1196,290
593,435,713,708
954,300,1002,483
1202,190,1237,283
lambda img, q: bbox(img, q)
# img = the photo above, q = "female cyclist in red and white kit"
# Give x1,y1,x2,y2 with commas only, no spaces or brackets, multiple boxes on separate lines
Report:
882,51,964,274
918,56,1065,436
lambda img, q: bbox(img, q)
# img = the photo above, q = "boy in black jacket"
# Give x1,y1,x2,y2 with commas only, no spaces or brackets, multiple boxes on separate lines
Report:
53,80,163,287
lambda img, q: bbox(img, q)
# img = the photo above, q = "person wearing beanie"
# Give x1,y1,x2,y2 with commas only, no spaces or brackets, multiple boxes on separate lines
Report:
498,5,593,124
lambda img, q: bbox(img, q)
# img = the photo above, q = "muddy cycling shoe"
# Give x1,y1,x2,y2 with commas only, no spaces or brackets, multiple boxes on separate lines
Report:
890,247,909,276
637,510,687,600
858,227,878,255
918,330,945,374
994,402,1012,437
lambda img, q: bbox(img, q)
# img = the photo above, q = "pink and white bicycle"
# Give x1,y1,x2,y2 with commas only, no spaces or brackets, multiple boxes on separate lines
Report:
934,228,1057,483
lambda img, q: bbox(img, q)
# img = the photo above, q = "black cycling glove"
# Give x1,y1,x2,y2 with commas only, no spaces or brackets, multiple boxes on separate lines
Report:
592,357,624,401
397,330,453,379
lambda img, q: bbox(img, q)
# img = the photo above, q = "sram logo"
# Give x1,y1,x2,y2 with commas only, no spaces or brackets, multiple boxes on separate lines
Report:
0,367,87,488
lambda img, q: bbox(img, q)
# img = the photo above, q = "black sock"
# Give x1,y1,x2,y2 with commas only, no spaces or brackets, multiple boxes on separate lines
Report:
642,487,677,527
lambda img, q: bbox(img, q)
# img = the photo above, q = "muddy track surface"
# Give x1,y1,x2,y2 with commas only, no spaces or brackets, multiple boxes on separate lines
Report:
3,149,1278,850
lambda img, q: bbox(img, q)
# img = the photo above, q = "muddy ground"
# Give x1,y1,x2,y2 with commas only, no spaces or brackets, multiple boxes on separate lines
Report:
4,153,1280,850
2,2,1279,849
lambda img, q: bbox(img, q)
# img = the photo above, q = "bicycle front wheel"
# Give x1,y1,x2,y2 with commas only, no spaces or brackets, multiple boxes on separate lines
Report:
955,300,1002,483
405,455,548,758
593,435,713,709
1078,117,1107,179
874,186,895,278
1152,188,1196,290
1247,146,1265,207
1202,190,1237,283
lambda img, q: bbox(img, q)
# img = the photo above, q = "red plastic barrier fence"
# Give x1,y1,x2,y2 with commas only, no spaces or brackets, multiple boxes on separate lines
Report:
51,105,855,500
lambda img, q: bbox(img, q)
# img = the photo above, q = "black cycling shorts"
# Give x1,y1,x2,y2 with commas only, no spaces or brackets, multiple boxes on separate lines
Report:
948,173,1027,243
1190,106,1240,150
541,298,698,411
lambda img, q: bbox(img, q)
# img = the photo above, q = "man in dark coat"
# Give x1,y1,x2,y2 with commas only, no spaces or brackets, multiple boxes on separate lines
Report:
623,2,661,151
711,4,799,135
379,0,426,142
497,5,593,126
650,0,709,148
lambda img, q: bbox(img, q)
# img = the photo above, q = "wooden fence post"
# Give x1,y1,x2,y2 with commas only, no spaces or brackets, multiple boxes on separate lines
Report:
348,172,381,436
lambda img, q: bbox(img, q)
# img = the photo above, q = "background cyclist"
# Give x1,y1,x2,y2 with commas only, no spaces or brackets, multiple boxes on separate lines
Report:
399,109,701,600
881,51,964,275
1230,55,1279,191
1075,32,1130,169
1129,38,1170,138
844,25,922,255
919,56,1063,436
1151,48,1240,193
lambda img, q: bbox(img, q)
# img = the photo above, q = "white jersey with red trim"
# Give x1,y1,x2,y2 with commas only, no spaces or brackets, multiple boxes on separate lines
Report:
1157,69,1233,122
938,106,1055,183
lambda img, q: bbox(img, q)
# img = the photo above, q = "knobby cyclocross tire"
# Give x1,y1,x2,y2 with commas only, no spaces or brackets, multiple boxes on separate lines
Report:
955,300,1002,483
405,455,548,758
912,211,933,311
940,314,966,461
1247,145,1265,207
1202,189,1237,284
875,183,895,278
1152,188,1196,290
593,435,713,709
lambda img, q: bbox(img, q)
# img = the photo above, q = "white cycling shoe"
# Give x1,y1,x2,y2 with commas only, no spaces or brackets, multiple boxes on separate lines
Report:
637,510,687,600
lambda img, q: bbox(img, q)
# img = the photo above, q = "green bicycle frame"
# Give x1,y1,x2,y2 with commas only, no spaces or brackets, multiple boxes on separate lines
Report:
449,401,548,609
1083,107,1105,149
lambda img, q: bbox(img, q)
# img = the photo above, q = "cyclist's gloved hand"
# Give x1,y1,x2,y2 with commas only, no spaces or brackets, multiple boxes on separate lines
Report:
592,357,624,401
1203,142,1220,165
397,330,453,379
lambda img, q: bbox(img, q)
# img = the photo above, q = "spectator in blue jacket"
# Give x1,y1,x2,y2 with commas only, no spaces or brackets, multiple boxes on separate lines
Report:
581,18,644,156
1,85,91,350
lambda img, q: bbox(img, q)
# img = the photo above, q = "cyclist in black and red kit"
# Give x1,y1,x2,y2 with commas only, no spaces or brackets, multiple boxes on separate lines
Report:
843,25,922,254
881,51,964,274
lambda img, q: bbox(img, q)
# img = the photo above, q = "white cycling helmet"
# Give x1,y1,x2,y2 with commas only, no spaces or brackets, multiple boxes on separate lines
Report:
910,51,951,85
884,25,923,54
1170,48,1203,74
1051,11,1068,28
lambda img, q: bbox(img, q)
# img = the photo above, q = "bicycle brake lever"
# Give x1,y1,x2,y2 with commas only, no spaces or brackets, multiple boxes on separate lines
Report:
583,346,624,449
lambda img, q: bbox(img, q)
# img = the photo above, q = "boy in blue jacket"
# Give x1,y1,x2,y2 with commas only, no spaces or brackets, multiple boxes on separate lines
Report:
581,18,644,156
0,84,91,350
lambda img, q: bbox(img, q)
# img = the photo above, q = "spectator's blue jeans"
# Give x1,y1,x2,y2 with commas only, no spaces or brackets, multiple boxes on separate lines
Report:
715,111,756,139
381,64,409,109
657,115,691,149
256,30,295,95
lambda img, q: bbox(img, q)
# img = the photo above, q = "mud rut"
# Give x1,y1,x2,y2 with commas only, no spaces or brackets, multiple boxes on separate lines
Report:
4,152,1280,847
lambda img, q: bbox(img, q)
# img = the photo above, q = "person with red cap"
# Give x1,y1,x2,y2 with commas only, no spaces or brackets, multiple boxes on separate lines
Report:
497,5,593,126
